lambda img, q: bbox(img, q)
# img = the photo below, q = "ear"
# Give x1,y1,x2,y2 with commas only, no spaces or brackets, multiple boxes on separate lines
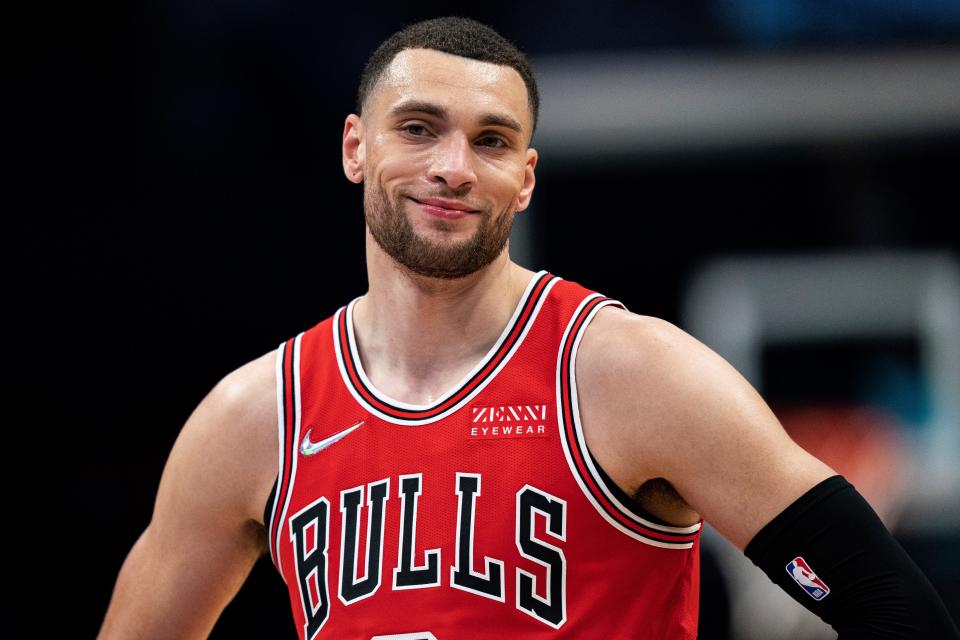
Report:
342,114,365,184
514,147,538,213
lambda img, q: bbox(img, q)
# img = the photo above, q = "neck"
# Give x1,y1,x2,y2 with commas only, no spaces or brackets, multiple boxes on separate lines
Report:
352,228,537,405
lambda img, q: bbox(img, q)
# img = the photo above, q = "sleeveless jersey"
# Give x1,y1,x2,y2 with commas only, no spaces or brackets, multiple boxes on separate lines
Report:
263,271,701,640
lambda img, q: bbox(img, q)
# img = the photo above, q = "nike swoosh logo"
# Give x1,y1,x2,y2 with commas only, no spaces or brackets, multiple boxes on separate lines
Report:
300,421,365,456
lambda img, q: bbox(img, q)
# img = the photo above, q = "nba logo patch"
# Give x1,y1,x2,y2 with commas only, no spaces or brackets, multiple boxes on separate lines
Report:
786,556,830,601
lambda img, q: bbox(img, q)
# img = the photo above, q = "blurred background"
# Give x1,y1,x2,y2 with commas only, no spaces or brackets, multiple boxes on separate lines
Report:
19,1,959,637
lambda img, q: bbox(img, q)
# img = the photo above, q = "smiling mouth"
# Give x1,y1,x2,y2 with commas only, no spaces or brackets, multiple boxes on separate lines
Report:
410,198,477,219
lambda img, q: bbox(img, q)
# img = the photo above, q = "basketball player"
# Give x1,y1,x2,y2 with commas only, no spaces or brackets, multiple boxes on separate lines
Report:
98,17,958,640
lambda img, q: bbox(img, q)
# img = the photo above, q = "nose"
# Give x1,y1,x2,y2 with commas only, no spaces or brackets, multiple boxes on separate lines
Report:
428,132,477,190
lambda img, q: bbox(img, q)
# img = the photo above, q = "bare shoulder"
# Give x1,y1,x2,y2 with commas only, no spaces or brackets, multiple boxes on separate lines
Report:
160,348,279,528
576,304,770,441
204,349,277,452
97,349,280,638
575,306,716,440
575,306,834,548
211,349,279,524
576,305,694,377
573,307,711,497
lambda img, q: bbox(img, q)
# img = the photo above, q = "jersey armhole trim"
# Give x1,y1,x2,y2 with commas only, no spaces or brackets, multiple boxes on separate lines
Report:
585,445,683,529
265,334,305,580
264,340,286,573
263,476,278,541
555,294,702,549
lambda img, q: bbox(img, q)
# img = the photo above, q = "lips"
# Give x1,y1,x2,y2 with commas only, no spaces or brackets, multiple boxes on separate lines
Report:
410,197,478,220
412,197,477,213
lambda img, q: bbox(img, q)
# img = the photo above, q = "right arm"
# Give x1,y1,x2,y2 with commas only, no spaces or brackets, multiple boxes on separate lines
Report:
98,349,279,639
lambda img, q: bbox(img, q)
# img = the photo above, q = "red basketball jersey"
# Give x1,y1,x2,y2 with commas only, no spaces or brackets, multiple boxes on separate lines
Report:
263,271,701,639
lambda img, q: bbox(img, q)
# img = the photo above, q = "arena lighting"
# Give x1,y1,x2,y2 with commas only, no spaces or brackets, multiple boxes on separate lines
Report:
533,48,960,156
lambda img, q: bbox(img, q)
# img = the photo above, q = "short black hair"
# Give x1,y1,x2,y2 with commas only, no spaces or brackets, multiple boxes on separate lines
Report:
356,16,540,140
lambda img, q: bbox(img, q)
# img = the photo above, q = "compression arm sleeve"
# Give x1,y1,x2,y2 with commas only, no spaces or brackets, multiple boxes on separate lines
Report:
743,475,959,639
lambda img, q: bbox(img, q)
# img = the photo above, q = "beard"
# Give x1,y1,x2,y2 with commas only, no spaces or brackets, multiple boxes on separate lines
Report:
364,180,515,280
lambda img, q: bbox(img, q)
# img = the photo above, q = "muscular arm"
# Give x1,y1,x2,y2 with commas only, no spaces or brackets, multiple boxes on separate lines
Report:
98,350,278,639
577,306,834,547
577,307,958,637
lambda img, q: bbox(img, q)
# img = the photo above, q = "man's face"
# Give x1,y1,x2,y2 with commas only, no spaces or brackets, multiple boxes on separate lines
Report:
344,48,538,279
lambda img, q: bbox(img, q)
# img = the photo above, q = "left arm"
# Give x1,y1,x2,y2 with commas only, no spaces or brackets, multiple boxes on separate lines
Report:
576,308,959,638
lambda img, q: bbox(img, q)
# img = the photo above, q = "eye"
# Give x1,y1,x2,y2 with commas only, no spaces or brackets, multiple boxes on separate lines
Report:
402,123,429,137
478,136,508,149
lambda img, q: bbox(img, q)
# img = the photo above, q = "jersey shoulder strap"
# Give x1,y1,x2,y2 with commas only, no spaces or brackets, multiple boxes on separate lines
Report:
263,312,335,575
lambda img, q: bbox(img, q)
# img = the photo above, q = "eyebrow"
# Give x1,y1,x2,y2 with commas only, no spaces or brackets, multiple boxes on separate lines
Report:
387,99,524,135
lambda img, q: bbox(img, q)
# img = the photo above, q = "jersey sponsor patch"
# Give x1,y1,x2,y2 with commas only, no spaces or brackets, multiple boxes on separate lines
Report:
468,404,550,440
786,556,830,601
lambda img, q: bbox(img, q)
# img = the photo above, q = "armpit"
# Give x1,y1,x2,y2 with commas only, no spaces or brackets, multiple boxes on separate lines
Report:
633,478,700,528
244,519,269,556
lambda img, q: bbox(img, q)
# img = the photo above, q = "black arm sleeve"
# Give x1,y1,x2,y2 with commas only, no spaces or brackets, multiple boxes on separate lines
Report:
743,475,959,639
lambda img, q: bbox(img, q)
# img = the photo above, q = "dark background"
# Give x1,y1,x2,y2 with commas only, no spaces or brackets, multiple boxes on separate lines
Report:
16,1,959,637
